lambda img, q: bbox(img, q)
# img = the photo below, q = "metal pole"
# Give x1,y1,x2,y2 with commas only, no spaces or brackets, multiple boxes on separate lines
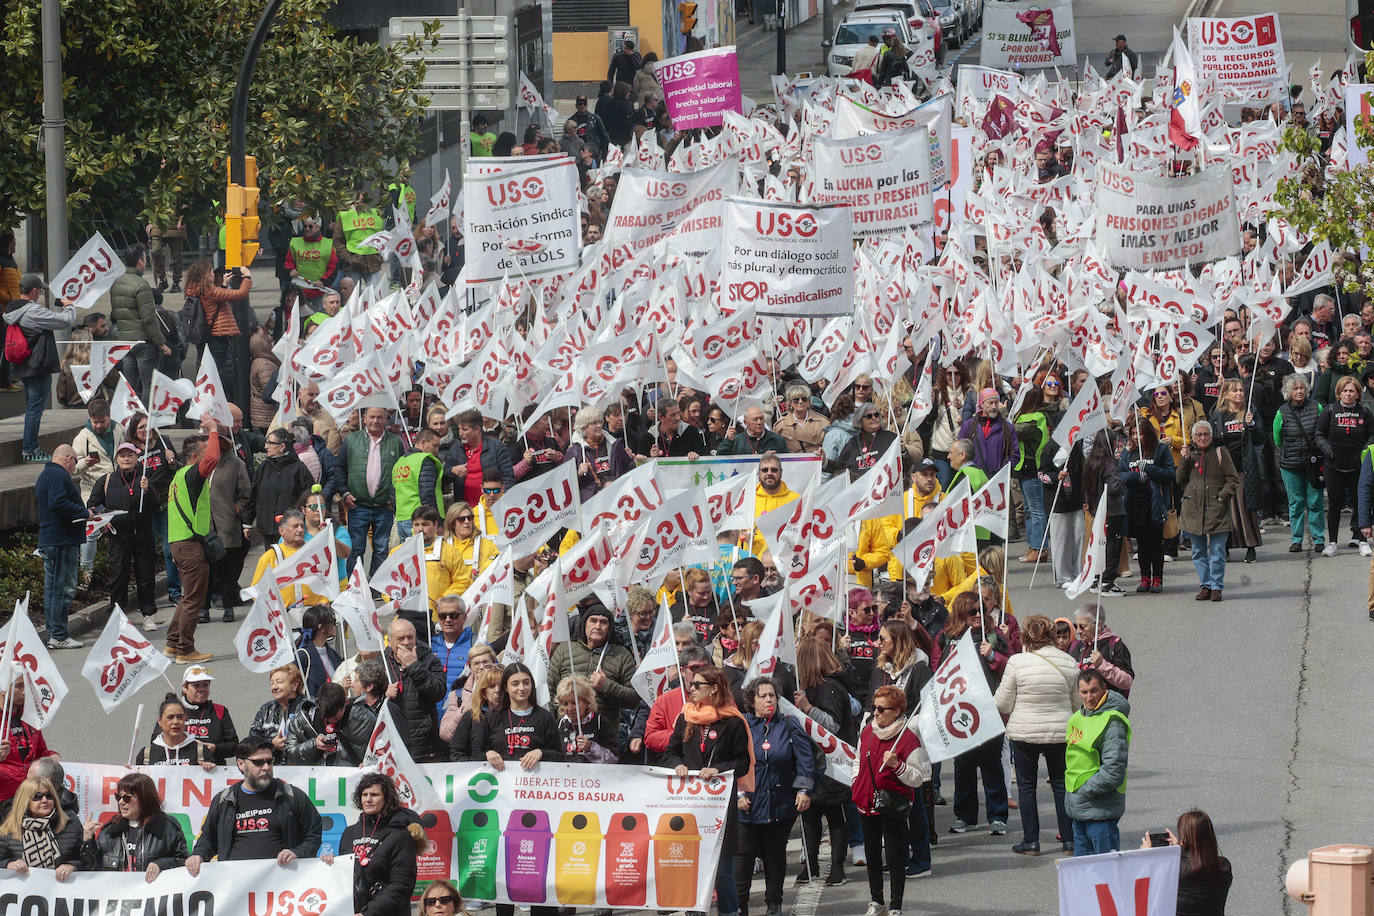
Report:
821,0,833,62
776,0,786,75
40,0,67,283
458,9,471,179
229,0,286,185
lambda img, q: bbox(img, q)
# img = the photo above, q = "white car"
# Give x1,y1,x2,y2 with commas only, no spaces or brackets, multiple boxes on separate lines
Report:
823,13,914,77
852,0,945,64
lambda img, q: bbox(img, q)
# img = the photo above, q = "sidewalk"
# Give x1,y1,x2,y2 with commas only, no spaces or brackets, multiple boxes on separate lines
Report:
735,2,856,98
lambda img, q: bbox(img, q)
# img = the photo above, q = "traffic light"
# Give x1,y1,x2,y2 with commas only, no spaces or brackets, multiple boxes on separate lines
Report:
224,155,260,269
679,1,697,34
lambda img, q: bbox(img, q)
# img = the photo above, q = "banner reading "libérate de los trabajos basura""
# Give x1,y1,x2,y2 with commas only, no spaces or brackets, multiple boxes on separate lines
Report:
64,761,731,913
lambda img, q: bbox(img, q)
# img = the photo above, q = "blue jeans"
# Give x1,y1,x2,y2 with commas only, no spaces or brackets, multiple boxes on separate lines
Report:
152,511,181,600
1011,740,1071,846
345,270,383,289
906,788,932,872
395,520,413,541
1281,467,1327,545
22,376,48,454
1020,477,1047,551
40,544,80,641
1072,818,1120,856
933,457,954,489
347,504,394,576
1186,531,1228,591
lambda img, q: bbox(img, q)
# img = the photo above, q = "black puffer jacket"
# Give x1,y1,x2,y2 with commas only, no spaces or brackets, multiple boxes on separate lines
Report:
0,809,84,868
1274,400,1323,470
86,814,188,872
191,779,322,862
247,451,316,539
249,695,315,763
382,646,447,761
339,808,424,916
284,698,384,766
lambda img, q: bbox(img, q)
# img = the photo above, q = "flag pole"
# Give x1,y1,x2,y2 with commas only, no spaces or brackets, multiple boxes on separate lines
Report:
127,703,145,767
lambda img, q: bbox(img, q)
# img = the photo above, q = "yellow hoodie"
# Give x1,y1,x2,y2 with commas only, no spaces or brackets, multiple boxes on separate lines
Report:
751,481,800,557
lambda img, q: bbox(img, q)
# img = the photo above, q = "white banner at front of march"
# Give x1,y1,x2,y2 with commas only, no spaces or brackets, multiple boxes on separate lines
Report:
1094,162,1241,269
1187,13,1286,104
604,161,737,261
811,127,934,238
1057,845,1182,916
51,232,125,309
62,761,733,913
464,158,580,283
0,856,355,916
720,199,854,318
980,0,1077,69
913,630,1005,763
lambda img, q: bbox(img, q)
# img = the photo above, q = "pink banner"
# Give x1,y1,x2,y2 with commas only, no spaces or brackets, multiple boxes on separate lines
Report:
658,46,742,129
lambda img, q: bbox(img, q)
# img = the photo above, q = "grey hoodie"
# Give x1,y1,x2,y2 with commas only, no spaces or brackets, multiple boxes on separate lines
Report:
1065,689,1131,823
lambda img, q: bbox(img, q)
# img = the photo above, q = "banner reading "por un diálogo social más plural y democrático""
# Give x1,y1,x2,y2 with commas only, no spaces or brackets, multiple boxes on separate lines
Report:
721,199,854,318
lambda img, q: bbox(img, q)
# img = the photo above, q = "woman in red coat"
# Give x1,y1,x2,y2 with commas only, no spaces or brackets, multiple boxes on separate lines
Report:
852,685,930,916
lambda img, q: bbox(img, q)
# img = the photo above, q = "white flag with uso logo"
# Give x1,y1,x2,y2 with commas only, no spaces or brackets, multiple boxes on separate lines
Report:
1057,845,1181,916
80,605,170,712
233,581,294,674
913,630,1004,763
497,461,581,557
52,232,125,309
720,198,854,318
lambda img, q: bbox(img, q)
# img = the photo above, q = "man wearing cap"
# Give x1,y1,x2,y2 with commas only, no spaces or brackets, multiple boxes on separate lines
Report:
470,115,498,157
569,95,610,159
1104,34,1137,79
958,388,1019,477
159,666,241,765
547,603,638,721
4,274,77,462
89,440,158,629
284,214,338,307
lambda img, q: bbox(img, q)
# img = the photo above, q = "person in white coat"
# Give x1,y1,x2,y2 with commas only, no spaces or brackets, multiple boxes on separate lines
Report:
993,614,1081,856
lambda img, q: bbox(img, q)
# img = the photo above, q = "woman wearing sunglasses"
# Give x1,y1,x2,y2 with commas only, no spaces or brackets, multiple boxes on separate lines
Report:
331,773,425,916
82,773,187,881
0,777,84,880
420,880,472,916
665,667,755,916
852,685,931,916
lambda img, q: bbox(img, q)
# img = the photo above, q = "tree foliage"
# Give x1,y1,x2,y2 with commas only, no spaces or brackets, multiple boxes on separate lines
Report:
0,0,438,237
1274,120,1374,298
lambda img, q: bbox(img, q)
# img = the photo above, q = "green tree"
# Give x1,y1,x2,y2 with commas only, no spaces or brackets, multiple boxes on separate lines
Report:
1274,119,1374,297
0,0,437,238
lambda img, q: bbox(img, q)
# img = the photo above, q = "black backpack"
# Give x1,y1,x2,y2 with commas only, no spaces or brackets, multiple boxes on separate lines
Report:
179,294,219,349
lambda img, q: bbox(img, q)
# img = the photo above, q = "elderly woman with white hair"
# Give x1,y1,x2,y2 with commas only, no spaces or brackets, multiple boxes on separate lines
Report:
563,405,634,499
1272,374,1327,554
1177,419,1240,601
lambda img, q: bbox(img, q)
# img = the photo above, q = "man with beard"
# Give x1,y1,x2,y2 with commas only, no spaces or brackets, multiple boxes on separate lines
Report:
185,737,321,874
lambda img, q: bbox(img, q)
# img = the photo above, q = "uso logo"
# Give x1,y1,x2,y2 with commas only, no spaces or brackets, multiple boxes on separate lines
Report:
944,702,980,740
657,59,698,82
727,281,768,303
248,888,329,916
838,143,884,165
246,628,280,664
486,176,546,207
645,180,688,199
755,210,818,238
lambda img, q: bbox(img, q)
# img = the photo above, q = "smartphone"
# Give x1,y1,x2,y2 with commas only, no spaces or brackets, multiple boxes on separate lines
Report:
1148,832,1169,848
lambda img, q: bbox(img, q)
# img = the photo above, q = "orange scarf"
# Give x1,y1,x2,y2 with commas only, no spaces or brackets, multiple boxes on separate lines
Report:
682,701,756,792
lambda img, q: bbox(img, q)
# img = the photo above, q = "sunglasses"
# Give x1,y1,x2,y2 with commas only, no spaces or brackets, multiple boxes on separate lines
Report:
32,792,53,801
1043,381,1060,388
115,793,135,803
437,612,462,620
790,396,809,402
873,705,897,713
854,383,872,391
690,681,711,690
245,757,275,767
423,897,459,908
456,515,474,522
482,487,502,495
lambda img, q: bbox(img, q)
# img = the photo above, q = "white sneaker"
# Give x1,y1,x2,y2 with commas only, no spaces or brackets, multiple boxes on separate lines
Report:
46,637,83,650
1322,543,1338,557
1350,538,1363,549
864,904,887,916
1361,542,1372,558
890,910,903,916
142,617,159,632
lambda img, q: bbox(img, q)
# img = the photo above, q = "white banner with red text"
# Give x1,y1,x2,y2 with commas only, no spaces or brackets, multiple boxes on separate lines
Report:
464,158,580,283
1057,845,1182,916
811,127,933,239
62,761,732,912
0,855,355,916
913,630,1005,763
721,199,854,318
1094,162,1240,270
1187,14,1286,104
979,0,1077,70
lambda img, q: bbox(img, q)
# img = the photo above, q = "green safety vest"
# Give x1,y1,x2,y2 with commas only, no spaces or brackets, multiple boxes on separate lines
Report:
389,182,417,223
1065,707,1131,794
338,208,384,256
167,466,211,544
1014,412,1049,474
392,451,444,525
288,235,333,283
951,464,990,539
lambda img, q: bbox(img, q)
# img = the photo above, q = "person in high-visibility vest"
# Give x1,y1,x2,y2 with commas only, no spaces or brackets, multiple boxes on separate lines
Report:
1064,666,1131,856
332,192,383,287
284,214,338,306
165,418,223,664
392,429,445,540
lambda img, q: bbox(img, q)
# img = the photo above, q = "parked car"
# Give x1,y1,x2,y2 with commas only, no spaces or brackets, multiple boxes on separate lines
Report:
927,0,965,46
822,12,914,78
852,0,944,63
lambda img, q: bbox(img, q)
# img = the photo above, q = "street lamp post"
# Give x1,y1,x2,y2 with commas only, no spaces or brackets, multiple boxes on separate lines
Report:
40,0,67,281
776,0,786,74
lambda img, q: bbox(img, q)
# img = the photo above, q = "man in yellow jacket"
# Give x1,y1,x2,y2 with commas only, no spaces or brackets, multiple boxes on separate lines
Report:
387,506,466,643
886,458,980,595
249,510,329,608
750,453,799,557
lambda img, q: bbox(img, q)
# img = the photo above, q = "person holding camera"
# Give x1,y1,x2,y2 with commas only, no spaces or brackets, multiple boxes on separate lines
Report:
852,684,930,916
1140,809,1232,915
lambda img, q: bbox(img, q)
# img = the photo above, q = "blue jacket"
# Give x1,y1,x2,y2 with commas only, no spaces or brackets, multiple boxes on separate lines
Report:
36,462,86,548
1117,442,1176,528
311,435,345,502
1357,445,1374,529
739,711,816,825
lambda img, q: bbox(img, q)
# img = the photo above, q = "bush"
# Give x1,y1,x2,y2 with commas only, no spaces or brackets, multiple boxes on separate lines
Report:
0,531,45,622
